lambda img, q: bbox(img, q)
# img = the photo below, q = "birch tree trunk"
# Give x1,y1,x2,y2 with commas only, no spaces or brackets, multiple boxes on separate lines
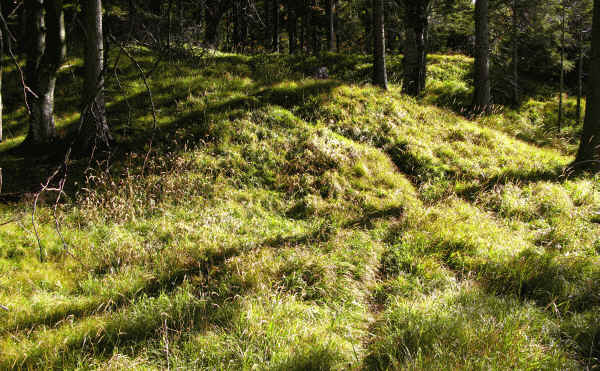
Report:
81,0,110,150
327,0,336,52
24,0,65,147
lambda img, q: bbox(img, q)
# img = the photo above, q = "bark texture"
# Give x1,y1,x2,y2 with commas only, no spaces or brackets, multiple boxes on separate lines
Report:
473,0,491,113
574,0,600,171
272,0,280,52
327,0,336,52
511,0,519,105
81,0,110,150
0,2,3,144
205,0,229,47
373,0,387,89
401,0,430,97
24,0,65,147
288,0,297,53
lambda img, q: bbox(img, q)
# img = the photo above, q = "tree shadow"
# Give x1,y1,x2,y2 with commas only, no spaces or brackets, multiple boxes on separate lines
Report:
0,55,342,198
9,242,253,370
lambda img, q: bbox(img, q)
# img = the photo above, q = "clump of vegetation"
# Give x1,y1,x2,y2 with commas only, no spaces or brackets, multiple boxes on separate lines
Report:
0,45,598,371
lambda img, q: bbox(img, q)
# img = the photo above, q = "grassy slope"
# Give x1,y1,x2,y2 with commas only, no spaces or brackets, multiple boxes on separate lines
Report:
0,50,598,370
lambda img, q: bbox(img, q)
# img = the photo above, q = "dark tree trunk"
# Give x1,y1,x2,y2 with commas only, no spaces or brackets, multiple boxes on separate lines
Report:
364,2,372,54
288,0,297,53
128,0,136,37
264,0,271,46
0,1,3,144
473,0,491,113
300,0,306,52
402,0,430,97
559,0,566,129
24,0,65,147
150,0,161,15
81,0,110,150
373,0,387,89
311,0,320,55
205,0,227,48
272,0,280,52
308,0,316,54
574,0,600,171
512,0,519,105
205,16,220,47
195,0,205,41
577,29,584,126
233,0,248,52
167,0,174,49
233,0,241,51
327,0,336,52
0,1,3,145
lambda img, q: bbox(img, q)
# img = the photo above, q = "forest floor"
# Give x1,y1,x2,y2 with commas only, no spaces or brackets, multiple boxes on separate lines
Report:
0,49,598,370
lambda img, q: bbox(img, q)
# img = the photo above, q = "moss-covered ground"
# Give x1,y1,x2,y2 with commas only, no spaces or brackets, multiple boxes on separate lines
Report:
0,49,598,370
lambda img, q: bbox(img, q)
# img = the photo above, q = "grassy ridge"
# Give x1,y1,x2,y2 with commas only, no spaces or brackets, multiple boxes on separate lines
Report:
0,49,598,369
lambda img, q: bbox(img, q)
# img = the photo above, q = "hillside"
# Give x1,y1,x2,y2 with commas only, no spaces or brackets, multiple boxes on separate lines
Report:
0,51,598,370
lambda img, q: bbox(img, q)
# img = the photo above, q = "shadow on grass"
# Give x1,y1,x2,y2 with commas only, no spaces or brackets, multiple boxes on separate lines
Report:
466,248,600,363
4,243,243,334
386,141,567,201
0,55,341,198
7,245,252,370
467,248,600,314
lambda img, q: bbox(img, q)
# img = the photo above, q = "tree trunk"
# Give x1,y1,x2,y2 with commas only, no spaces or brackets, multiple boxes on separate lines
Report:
363,2,371,54
559,0,566,130
577,29,584,126
150,0,162,45
373,0,387,89
81,0,110,150
0,1,3,145
288,0,297,54
205,1,226,48
512,0,519,105
150,0,161,15
473,0,491,113
24,0,65,147
233,1,240,51
402,0,430,97
167,0,174,49
128,0,136,36
574,0,600,171
327,0,336,52
272,0,280,52
264,0,271,46
299,0,306,52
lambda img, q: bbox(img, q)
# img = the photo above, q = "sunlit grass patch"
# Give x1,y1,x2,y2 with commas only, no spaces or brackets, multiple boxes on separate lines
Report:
1,49,598,369
366,284,577,370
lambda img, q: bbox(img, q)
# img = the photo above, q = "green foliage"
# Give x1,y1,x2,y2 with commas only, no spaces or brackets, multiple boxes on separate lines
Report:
0,50,598,369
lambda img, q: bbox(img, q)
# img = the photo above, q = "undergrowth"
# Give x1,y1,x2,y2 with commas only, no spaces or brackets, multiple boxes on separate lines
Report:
0,48,598,370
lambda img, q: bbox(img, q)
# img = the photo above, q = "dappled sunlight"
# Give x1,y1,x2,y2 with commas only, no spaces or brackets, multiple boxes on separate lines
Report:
0,48,598,369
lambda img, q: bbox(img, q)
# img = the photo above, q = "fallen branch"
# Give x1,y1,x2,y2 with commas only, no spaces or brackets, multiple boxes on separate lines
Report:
0,218,17,227
108,34,158,175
